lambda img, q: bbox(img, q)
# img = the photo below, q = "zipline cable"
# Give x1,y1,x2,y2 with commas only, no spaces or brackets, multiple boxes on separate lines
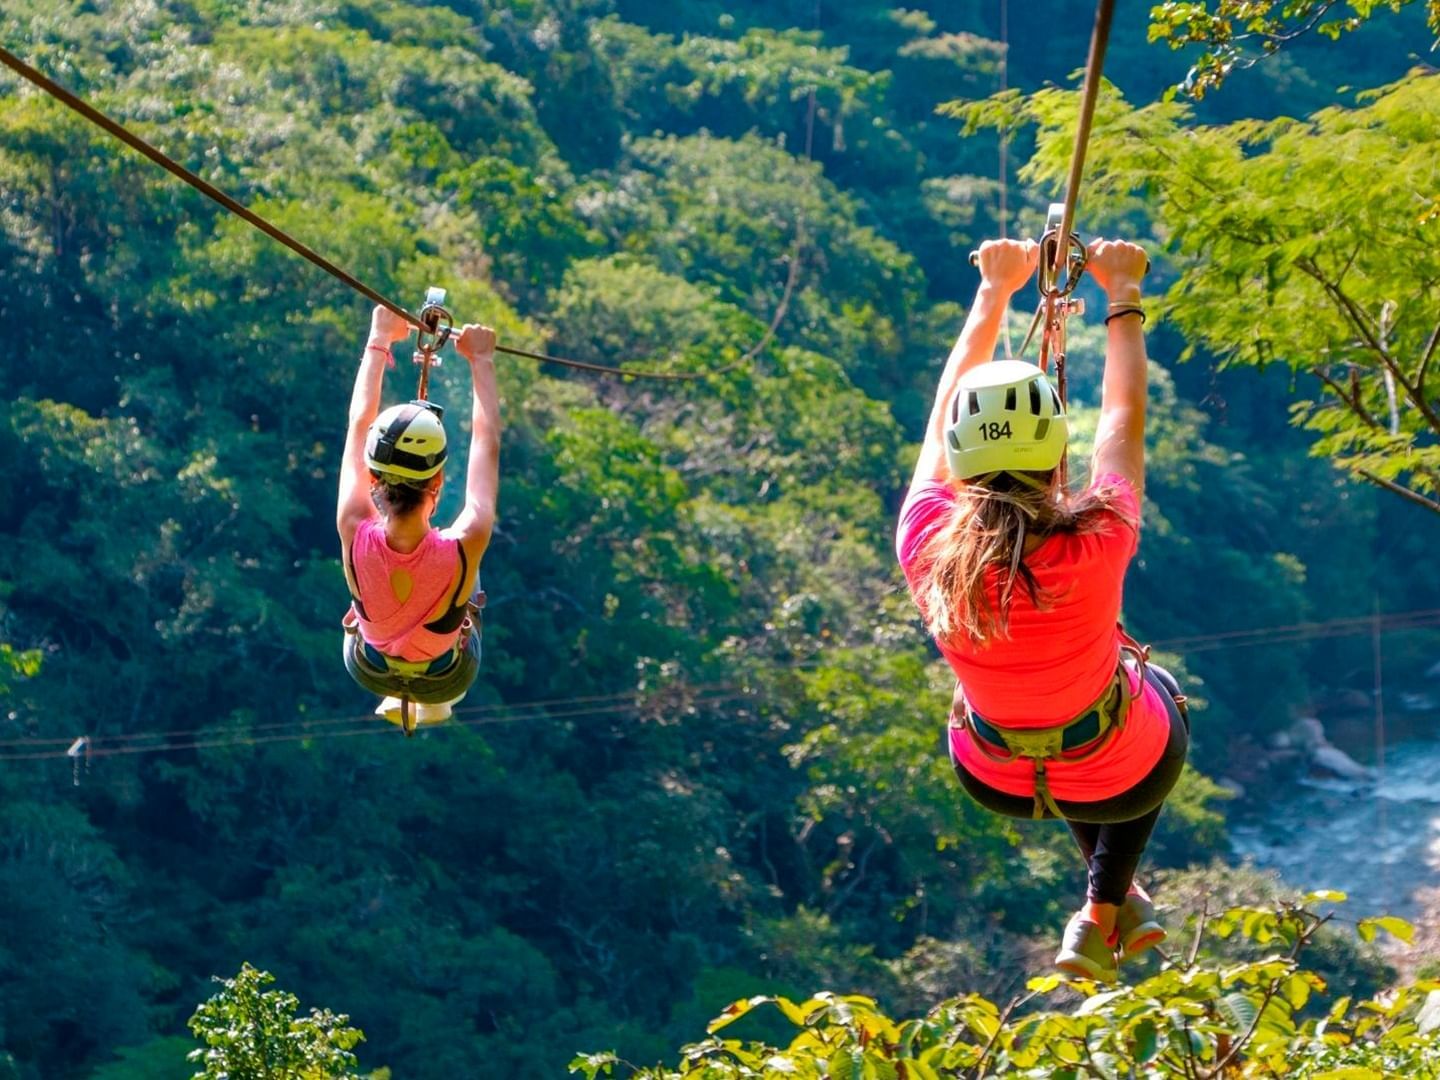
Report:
997,0,1014,360
1049,0,1115,285
0,44,800,383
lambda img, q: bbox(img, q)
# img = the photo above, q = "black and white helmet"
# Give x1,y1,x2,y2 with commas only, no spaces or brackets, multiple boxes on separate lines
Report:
364,401,447,482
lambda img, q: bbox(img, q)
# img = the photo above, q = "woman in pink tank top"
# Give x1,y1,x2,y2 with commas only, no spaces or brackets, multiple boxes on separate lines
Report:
897,238,1190,983
336,306,501,728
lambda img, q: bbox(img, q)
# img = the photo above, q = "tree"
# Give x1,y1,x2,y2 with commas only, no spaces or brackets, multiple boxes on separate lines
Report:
575,894,1432,1078
187,964,373,1080
1149,0,1440,99
949,69,1440,515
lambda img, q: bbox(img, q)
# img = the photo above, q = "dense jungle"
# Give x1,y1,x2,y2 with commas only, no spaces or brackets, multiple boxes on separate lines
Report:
2,0,1440,1076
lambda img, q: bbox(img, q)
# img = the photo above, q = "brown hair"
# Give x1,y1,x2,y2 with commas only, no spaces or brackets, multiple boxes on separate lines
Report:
370,471,441,518
915,470,1136,646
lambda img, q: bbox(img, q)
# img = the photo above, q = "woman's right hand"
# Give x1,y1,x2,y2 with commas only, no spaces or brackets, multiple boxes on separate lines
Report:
455,324,497,366
975,238,1040,295
368,305,412,347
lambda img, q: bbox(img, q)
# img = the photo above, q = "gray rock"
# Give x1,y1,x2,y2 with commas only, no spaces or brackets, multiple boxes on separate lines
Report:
1311,744,1376,783
1293,716,1327,749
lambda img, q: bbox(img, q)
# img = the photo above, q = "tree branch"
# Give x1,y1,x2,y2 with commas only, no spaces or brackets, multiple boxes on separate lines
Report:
1314,369,1380,430
1416,320,1440,403
1357,470,1440,515
1297,257,1440,432
1297,258,1385,351
967,989,1036,1080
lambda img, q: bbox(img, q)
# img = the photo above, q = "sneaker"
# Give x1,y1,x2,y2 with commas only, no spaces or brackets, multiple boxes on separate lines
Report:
375,696,405,723
1115,888,1166,962
1055,913,1119,983
414,701,453,725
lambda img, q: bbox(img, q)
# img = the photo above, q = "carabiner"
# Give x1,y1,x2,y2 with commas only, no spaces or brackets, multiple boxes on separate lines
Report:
1036,203,1087,299
413,285,455,362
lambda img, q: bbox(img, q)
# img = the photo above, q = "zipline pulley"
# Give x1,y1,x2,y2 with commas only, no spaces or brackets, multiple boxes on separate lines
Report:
412,286,454,401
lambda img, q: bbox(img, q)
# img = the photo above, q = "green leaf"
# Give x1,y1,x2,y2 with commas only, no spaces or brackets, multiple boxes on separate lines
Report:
568,1052,618,1078
1132,1018,1158,1064
707,995,770,1034
1357,915,1415,945
1216,991,1259,1035
1416,990,1440,1035
1077,989,1127,1016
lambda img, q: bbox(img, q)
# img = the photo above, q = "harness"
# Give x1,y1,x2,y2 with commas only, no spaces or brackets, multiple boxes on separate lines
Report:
341,590,485,734
951,629,1151,819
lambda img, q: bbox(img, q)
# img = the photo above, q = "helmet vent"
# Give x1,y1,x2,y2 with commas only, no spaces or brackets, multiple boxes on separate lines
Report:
1004,387,1017,411
1034,418,1051,441
1050,385,1062,412
1029,380,1042,415
967,391,980,416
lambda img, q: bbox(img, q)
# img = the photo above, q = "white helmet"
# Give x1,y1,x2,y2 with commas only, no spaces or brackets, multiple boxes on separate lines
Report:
945,360,1068,481
365,401,447,481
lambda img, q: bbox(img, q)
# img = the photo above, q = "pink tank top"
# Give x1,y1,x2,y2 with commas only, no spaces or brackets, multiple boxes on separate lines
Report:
350,519,465,662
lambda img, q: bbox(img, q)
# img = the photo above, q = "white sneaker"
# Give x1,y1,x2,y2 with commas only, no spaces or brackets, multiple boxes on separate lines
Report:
374,696,404,721
414,701,454,725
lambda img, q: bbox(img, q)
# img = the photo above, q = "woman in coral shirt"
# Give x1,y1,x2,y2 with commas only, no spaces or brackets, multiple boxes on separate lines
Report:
896,238,1189,982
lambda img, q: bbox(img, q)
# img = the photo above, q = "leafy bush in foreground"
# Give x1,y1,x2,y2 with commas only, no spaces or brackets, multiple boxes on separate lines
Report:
573,893,1440,1078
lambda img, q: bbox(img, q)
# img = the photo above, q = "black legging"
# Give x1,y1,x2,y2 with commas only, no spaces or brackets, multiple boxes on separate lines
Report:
950,664,1190,905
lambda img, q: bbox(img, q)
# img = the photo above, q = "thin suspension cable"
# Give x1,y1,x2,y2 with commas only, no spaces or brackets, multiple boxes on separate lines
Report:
1150,608,1440,652
7,609,1440,759
0,45,778,384
1050,0,1116,282
0,683,704,748
0,691,751,763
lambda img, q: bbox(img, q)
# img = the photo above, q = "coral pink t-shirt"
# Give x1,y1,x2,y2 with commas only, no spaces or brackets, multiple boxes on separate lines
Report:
896,473,1171,803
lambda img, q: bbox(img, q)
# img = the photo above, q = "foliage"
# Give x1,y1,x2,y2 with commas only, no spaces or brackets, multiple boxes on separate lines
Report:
187,964,370,1080
948,69,1440,516
1149,0,1440,99
577,896,1433,1078
0,644,40,698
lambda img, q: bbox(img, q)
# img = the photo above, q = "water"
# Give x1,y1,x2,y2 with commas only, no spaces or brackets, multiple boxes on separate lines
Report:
1229,738,1440,919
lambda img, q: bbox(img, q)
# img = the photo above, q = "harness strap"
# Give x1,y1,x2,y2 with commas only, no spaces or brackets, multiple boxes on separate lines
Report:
954,633,1148,819
422,546,472,635
344,534,369,619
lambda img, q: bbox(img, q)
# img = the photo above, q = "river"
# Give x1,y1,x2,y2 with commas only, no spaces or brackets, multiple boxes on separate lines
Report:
1230,735,1440,920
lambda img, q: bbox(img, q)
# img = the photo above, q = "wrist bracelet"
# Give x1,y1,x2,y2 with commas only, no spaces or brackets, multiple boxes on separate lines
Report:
364,342,395,368
1104,306,1146,326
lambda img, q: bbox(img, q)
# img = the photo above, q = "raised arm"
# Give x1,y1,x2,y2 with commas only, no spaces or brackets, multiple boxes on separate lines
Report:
446,324,501,567
337,306,412,542
911,239,1039,488
1085,240,1150,497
